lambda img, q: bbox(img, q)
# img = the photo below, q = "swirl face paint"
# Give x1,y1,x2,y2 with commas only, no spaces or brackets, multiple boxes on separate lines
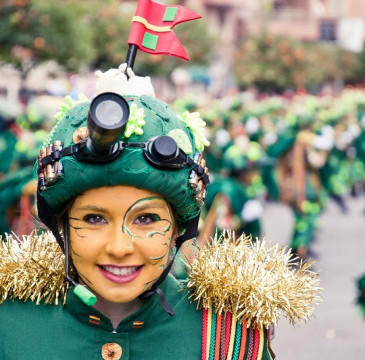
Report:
68,185,175,304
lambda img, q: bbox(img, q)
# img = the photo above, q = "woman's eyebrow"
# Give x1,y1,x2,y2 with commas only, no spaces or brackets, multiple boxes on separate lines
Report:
74,205,108,213
131,202,169,212
75,202,168,213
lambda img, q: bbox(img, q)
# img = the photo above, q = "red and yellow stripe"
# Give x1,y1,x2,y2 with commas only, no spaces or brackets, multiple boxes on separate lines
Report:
89,314,100,325
132,321,144,329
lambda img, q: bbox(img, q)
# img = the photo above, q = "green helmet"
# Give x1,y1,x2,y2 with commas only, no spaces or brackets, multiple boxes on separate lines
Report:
36,93,210,247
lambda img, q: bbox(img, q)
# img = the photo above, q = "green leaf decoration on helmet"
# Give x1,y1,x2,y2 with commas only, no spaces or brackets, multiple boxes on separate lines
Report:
167,129,193,155
179,111,210,152
124,103,146,138
54,94,89,121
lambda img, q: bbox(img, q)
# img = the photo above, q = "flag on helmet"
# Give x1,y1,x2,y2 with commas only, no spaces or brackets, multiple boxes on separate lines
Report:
128,0,201,60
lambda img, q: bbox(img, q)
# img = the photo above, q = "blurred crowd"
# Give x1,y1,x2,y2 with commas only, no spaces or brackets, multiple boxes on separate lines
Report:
173,87,365,314
177,88,365,257
1,85,365,315
0,90,64,236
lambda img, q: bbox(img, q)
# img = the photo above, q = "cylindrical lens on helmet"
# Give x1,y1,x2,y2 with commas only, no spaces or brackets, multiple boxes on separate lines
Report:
87,92,130,152
95,100,125,127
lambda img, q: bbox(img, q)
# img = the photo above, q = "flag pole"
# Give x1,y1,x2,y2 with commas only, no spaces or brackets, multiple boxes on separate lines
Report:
126,44,138,71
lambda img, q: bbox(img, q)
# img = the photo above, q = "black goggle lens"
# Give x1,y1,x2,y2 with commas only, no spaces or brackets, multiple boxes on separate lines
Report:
144,135,187,169
151,136,178,159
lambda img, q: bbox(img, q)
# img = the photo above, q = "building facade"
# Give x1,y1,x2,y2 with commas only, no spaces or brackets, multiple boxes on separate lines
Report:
189,0,365,53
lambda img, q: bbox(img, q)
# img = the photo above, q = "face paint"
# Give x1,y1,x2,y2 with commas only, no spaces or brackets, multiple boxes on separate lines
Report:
68,185,175,304
122,196,173,288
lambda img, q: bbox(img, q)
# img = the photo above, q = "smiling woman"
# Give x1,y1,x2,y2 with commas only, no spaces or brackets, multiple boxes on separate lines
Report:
0,64,213,359
68,186,176,309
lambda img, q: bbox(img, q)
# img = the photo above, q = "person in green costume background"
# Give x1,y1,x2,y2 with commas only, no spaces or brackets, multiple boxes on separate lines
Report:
262,96,330,260
356,274,365,320
200,105,274,243
0,100,22,179
202,142,267,242
0,100,50,236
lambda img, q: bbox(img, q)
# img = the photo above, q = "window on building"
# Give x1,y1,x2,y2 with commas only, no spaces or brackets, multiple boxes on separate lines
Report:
320,20,336,41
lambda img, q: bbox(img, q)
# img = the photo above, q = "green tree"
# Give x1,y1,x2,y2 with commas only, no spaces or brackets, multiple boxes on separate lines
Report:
0,0,213,78
233,35,360,92
0,0,95,77
347,47,365,84
84,1,132,71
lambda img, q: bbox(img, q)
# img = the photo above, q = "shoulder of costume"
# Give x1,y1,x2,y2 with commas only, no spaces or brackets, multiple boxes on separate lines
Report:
184,231,322,357
0,231,68,306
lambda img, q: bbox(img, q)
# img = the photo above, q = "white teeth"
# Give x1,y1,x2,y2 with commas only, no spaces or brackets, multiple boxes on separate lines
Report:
103,266,138,276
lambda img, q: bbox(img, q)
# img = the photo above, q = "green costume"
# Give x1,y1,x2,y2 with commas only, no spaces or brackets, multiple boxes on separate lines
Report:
0,166,34,235
204,175,263,240
0,274,204,359
0,128,17,177
265,124,327,256
356,273,365,319
0,231,320,360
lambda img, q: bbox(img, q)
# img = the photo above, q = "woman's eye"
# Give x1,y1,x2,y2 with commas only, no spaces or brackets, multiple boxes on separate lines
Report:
134,214,160,225
83,215,107,225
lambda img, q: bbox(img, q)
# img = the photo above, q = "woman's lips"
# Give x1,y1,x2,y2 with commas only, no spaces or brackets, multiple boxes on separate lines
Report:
98,265,143,284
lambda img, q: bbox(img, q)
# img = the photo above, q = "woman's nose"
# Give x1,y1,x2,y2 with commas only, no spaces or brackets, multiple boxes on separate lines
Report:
105,225,135,258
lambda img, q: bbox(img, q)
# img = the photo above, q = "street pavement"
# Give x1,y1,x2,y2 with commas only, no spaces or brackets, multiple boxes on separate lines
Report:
261,195,365,359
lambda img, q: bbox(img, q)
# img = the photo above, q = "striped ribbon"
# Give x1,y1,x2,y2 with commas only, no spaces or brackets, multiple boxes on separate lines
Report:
214,314,222,360
226,314,237,359
209,310,217,360
220,313,226,359
202,308,208,360
238,321,247,359
202,310,271,360
225,312,232,358
232,319,242,360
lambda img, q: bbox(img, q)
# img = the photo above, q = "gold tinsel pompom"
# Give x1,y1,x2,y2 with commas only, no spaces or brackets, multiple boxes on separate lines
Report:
0,231,68,306
186,231,322,328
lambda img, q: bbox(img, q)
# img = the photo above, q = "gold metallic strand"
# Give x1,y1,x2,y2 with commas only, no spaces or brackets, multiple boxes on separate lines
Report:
0,231,69,306
186,230,322,329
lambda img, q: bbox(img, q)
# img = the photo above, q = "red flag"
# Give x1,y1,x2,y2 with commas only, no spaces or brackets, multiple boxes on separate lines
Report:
128,0,201,60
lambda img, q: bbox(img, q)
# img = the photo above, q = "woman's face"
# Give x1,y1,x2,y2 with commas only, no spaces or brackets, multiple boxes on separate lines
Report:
68,185,176,303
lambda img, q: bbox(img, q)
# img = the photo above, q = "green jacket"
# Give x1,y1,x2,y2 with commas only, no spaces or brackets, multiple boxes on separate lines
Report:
0,275,274,360
1,231,322,360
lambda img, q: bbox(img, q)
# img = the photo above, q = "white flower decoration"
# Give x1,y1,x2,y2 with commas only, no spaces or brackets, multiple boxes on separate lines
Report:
180,111,210,152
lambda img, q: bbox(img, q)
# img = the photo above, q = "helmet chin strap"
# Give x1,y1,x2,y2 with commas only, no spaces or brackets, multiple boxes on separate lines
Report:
37,190,97,305
138,214,200,317
36,190,65,251
63,216,97,306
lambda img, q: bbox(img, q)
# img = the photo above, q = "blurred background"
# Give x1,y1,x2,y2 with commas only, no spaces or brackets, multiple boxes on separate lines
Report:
1,0,365,358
